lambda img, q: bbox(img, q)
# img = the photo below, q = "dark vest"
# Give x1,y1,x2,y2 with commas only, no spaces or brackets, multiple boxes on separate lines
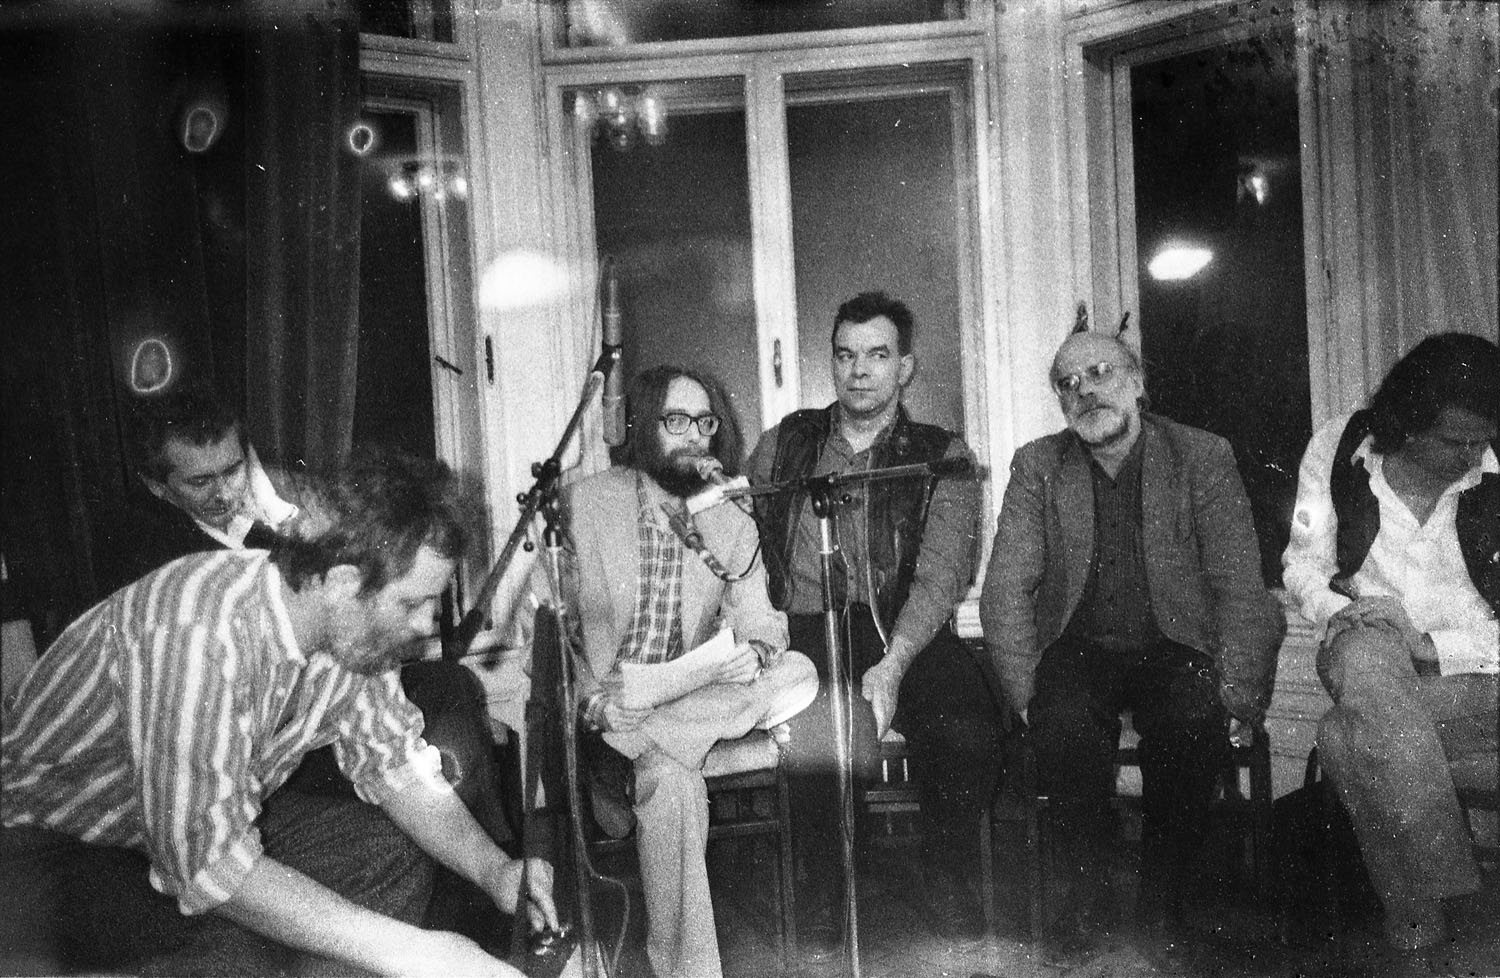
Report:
1330,409,1500,616
757,405,954,632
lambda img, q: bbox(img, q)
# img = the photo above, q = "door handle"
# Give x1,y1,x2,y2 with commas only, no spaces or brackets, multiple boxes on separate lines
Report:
773,338,783,388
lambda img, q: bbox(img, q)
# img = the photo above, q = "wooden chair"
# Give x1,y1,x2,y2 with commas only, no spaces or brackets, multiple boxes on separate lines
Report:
862,729,923,842
979,717,1274,941
585,729,798,969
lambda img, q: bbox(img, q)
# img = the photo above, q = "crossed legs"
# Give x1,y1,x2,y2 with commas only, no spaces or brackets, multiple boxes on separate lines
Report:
1317,624,1498,947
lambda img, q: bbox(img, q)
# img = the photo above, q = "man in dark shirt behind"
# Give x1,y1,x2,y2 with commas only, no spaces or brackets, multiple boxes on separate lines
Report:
749,291,1002,944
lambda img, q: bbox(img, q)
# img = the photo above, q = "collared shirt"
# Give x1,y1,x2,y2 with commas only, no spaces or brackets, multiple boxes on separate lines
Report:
580,473,690,730
1,550,440,914
747,405,980,654
199,466,300,549
1062,436,1162,650
1284,412,1499,674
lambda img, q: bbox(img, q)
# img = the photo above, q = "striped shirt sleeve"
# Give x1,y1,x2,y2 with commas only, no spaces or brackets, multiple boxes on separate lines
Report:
120,558,268,914
331,669,445,804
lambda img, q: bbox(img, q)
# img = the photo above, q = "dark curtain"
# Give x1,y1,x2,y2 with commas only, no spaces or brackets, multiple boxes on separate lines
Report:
244,2,364,471
0,4,364,637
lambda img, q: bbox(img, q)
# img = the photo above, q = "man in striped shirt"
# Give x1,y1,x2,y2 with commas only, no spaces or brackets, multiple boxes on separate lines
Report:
2,448,556,976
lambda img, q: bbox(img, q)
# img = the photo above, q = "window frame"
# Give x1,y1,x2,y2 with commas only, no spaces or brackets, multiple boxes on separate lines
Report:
541,34,1001,510
359,38,492,630
1063,0,1346,434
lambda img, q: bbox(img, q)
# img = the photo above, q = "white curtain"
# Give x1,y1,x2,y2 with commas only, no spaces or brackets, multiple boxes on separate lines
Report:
1309,0,1499,406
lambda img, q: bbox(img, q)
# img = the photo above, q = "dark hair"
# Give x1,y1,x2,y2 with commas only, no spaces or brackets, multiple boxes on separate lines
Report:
273,447,469,596
609,364,745,476
1367,331,1500,453
832,291,915,355
128,383,246,483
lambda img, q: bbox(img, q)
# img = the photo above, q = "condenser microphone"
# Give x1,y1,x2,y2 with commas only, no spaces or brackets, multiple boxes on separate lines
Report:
600,263,627,446
689,457,754,515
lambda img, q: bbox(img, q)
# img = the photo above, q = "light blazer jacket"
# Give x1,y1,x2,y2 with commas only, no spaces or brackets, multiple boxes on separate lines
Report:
561,466,789,707
979,414,1284,721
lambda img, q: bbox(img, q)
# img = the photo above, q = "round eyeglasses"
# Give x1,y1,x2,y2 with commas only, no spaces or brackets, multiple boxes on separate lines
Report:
659,412,721,437
1052,361,1122,395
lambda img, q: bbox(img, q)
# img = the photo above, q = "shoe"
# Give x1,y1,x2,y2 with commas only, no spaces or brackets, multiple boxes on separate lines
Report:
922,865,986,945
1383,899,1447,952
1043,886,1120,965
1132,903,1198,976
583,737,635,839
795,899,844,965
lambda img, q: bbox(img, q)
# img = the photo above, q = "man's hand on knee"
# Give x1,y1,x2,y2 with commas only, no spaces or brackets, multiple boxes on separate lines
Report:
861,657,905,738
1327,596,1431,664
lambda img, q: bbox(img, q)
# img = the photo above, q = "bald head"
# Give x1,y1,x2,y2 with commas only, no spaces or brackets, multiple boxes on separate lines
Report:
1050,331,1146,456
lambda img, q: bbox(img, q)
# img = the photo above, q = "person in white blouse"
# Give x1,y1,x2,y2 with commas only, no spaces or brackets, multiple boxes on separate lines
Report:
1283,331,1499,956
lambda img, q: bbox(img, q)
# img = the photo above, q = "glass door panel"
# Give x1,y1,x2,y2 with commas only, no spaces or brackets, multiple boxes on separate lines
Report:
786,66,970,436
587,91,762,461
1128,29,1308,583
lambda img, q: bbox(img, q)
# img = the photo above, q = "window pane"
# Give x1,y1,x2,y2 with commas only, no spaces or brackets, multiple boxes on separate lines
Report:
787,72,969,436
563,0,964,47
357,0,453,43
1131,29,1309,584
586,94,763,463
354,108,437,458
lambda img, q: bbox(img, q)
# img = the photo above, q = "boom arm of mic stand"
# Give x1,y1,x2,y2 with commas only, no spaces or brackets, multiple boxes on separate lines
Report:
449,349,620,658
712,456,976,508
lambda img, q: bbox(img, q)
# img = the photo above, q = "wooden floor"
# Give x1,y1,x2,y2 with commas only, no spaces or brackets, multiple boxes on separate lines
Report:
567,813,1500,978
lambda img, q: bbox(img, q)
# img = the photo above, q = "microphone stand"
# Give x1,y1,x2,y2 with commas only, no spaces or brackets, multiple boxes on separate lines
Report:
447,343,621,978
809,473,863,978
719,457,973,978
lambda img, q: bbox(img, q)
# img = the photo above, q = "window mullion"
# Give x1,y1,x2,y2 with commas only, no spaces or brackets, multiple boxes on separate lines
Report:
746,62,799,434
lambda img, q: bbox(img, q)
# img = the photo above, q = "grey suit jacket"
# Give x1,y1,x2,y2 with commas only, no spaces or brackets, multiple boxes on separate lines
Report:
561,466,789,709
978,414,1284,721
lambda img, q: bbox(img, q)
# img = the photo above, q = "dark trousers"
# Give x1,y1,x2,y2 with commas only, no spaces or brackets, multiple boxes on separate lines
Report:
783,607,1004,900
1028,636,1227,916
1,786,434,977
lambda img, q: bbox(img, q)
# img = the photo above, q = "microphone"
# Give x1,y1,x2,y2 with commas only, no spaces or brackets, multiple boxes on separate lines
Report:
600,263,627,446
688,456,754,516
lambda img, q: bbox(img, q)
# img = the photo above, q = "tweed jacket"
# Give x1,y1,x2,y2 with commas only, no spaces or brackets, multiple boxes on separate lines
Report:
561,466,790,709
979,414,1284,721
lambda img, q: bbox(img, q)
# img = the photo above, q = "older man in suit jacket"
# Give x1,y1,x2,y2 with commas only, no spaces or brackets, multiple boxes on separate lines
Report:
980,328,1284,966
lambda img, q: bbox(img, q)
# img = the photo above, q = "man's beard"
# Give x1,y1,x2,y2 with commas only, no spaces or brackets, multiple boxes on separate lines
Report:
322,601,421,675
642,444,713,499
1068,403,1130,448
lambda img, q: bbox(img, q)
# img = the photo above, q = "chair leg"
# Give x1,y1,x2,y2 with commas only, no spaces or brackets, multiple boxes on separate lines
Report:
775,768,797,969
1251,743,1275,897
978,809,997,942
1028,801,1047,942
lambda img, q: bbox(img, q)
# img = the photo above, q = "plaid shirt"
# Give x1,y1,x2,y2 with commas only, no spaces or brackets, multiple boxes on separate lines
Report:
580,473,687,728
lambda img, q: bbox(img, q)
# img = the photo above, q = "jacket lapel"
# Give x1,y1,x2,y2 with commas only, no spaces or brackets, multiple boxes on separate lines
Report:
1138,418,1176,573
1058,437,1095,614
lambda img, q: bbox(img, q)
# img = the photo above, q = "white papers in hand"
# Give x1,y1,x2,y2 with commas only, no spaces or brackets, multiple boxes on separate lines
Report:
617,626,737,710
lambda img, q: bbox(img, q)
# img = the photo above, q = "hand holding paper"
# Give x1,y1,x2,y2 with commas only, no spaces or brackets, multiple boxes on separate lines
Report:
617,627,753,710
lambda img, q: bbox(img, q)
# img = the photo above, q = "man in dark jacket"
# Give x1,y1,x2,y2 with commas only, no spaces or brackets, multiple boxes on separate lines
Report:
749,292,1001,944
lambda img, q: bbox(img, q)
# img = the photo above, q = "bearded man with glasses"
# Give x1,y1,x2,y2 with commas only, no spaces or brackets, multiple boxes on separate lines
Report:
554,364,820,978
980,320,1284,969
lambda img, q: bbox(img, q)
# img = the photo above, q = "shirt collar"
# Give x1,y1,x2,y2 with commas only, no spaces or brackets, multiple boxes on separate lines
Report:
828,402,900,456
1354,435,1499,495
